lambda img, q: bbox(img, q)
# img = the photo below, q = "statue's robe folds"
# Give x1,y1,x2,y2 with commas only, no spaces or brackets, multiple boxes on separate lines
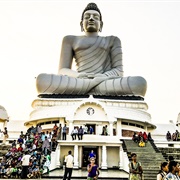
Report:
36,36,147,97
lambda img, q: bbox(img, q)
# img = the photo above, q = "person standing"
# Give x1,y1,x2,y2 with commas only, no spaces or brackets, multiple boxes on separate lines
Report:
2,127,8,144
166,131,171,141
89,126,94,134
88,150,96,161
53,123,58,137
105,125,108,135
57,124,62,140
166,161,180,179
84,125,88,134
63,150,74,180
71,127,78,140
87,157,99,180
21,151,31,179
78,126,84,140
42,136,50,155
147,132,153,141
37,124,42,134
43,151,51,174
129,153,143,180
62,124,67,140
157,162,168,180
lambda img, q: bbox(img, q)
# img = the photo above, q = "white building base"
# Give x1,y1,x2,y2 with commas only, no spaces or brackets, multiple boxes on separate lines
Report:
27,95,155,171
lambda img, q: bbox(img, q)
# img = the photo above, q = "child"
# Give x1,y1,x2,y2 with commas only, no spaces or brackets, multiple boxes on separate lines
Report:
139,137,145,147
43,152,51,174
87,157,100,180
157,162,168,180
32,165,40,178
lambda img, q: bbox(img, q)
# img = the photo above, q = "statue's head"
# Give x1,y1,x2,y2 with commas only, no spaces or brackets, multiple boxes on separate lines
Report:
80,3,103,32
81,3,102,21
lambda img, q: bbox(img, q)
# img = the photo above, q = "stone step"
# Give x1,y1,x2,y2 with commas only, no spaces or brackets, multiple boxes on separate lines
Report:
138,157,163,160
123,139,164,180
141,167,159,170
140,154,163,157
143,169,159,172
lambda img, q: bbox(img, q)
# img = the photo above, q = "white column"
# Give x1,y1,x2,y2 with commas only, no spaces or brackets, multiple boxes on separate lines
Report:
68,120,74,135
144,123,148,132
3,119,8,128
56,144,60,167
117,120,122,138
119,146,123,169
59,117,64,125
73,145,79,169
109,121,113,136
101,145,107,169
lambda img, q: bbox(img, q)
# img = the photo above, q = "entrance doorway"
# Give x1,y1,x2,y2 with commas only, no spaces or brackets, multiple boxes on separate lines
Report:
82,146,98,168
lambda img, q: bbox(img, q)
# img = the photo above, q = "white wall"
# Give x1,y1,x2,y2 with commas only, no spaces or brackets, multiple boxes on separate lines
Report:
60,146,74,167
107,147,119,168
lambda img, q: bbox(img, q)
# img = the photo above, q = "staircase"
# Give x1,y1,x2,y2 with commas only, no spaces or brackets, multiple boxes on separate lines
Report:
122,140,165,180
0,144,11,158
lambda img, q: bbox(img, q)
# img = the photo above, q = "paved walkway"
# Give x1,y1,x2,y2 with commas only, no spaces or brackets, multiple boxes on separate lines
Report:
42,168,129,179
4,169,129,180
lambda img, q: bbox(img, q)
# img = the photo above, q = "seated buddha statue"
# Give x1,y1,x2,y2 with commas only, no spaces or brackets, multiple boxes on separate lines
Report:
36,3,147,97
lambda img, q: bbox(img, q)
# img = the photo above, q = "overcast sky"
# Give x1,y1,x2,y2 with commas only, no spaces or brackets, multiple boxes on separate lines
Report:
0,0,180,124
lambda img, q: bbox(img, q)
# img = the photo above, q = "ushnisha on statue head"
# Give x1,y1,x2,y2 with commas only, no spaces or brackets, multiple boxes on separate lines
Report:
80,3,103,33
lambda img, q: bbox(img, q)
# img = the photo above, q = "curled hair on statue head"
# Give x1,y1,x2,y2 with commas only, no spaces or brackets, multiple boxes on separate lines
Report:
81,2,102,21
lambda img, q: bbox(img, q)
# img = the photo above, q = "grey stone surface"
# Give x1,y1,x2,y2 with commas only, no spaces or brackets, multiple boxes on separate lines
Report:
36,3,147,97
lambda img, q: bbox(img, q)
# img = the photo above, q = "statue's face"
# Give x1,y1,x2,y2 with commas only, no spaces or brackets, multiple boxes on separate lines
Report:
81,10,102,32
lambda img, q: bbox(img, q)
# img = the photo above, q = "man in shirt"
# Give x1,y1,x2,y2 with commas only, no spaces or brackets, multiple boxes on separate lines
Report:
42,136,50,155
88,150,96,161
62,124,67,140
63,150,74,180
21,151,31,179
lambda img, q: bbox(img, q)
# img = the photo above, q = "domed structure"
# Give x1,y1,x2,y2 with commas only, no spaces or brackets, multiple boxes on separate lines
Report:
0,105,8,120
0,105,9,130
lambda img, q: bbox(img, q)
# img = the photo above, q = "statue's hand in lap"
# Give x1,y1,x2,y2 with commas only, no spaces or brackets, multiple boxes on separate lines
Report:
78,73,95,79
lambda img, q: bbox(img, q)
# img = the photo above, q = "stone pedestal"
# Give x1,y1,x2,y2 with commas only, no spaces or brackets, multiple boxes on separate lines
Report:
27,95,155,171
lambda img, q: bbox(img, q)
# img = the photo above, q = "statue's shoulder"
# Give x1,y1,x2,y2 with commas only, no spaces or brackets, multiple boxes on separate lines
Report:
62,35,76,41
106,35,121,40
104,36,121,46
62,35,82,43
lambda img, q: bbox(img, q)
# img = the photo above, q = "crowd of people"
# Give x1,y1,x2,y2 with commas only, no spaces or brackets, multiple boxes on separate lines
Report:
129,153,180,180
70,124,109,141
132,131,153,147
0,123,60,179
166,130,180,141
71,126,84,141
157,156,180,180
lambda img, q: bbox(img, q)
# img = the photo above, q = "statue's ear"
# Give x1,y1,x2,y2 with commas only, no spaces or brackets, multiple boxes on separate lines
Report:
99,21,103,32
80,21,84,32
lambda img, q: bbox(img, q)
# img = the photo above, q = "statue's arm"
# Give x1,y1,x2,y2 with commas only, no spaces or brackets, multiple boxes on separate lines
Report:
103,36,124,77
58,36,90,79
58,36,79,78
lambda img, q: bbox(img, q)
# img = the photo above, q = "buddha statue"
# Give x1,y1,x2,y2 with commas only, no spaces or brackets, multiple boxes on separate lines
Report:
36,3,147,97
